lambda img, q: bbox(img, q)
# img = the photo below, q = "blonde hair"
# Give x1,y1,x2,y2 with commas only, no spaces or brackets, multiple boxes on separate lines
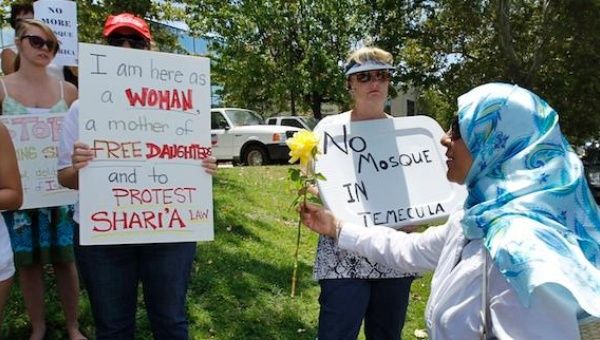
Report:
14,19,60,71
346,46,393,66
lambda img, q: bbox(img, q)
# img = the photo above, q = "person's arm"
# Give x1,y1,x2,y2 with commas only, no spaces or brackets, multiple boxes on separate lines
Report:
300,202,448,273
57,141,92,190
1,49,16,75
57,102,90,190
63,81,78,107
0,123,22,210
338,220,448,273
488,263,580,339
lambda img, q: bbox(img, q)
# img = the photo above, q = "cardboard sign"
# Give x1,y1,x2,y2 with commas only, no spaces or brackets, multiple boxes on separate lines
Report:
78,43,213,245
315,115,466,229
1,113,77,209
34,0,78,66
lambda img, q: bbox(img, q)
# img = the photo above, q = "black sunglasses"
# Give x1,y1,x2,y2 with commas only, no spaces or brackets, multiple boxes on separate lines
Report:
354,70,392,83
21,35,58,52
107,34,149,50
449,115,461,140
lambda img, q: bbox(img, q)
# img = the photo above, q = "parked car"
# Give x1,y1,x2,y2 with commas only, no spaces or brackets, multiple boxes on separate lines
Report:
582,141,600,204
211,108,301,166
265,115,318,130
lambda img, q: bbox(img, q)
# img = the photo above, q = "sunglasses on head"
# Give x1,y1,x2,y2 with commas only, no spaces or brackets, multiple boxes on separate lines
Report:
354,70,392,83
107,34,149,49
449,115,461,140
21,35,58,52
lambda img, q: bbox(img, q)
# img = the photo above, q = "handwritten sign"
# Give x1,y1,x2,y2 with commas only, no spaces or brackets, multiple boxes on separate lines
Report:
78,43,213,245
314,115,466,229
34,0,78,66
0,113,77,209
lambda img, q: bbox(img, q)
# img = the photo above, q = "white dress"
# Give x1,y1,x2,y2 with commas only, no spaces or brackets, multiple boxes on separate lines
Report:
337,210,580,339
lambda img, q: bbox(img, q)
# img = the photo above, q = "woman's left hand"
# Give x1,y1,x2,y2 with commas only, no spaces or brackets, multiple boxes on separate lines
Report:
202,156,218,175
299,202,338,238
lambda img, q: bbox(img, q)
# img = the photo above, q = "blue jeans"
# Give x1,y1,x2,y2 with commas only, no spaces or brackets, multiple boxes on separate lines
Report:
74,226,196,340
318,277,414,340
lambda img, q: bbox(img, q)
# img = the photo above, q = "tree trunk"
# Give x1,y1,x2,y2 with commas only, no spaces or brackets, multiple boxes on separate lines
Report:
290,89,296,116
311,92,322,120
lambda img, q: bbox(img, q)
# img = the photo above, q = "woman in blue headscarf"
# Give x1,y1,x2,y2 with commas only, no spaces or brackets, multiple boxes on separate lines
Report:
299,82,600,339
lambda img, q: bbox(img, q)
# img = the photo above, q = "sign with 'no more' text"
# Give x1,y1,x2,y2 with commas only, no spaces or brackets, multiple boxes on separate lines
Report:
78,43,213,245
34,0,78,66
315,115,466,229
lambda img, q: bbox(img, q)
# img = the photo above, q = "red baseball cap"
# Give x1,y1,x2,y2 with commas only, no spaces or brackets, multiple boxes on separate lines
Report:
103,13,152,40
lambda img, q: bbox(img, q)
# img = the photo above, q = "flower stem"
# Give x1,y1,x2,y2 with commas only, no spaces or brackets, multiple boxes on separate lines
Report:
291,181,308,298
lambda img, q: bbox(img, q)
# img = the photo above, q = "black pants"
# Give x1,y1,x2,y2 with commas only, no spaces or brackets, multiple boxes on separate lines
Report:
318,277,414,340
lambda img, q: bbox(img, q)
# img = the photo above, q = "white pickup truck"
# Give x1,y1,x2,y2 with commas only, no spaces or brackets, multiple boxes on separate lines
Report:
211,108,302,166
265,116,318,130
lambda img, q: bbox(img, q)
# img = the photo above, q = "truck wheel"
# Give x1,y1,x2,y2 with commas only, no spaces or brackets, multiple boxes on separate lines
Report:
243,145,268,166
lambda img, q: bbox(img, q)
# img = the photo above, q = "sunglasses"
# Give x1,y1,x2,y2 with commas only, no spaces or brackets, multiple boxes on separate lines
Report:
21,35,58,52
107,34,149,50
354,70,392,83
449,115,461,140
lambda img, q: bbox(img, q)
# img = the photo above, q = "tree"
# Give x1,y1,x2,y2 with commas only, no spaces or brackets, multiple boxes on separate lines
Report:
369,0,600,141
182,0,363,118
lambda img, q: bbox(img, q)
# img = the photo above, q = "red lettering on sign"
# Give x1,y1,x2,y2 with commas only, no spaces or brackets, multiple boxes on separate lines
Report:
145,143,211,160
91,208,187,232
125,87,193,111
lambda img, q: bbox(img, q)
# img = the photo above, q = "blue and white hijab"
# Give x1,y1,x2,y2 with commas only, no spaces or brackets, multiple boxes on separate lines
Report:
458,83,600,317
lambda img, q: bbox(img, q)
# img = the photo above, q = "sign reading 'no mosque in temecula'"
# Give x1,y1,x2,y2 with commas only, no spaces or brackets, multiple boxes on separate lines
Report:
315,115,466,229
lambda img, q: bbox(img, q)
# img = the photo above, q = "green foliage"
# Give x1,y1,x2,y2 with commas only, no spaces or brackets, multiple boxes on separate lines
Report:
370,0,600,142
181,0,362,118
417,87,456,130
2,166,430,339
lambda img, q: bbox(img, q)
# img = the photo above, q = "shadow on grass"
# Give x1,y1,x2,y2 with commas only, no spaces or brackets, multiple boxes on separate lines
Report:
189,243,317,339
190,167,319,339
2,166,319,339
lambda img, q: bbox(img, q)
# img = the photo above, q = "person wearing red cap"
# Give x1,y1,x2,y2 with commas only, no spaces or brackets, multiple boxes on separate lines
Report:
57,13,217,340
102,13,152,49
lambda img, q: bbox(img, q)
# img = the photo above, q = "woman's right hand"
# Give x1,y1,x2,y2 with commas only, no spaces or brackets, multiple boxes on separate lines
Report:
299,202,338,238
72,141,94,171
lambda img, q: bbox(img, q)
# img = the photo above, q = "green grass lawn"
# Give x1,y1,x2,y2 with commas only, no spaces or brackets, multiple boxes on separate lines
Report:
2,165,431,339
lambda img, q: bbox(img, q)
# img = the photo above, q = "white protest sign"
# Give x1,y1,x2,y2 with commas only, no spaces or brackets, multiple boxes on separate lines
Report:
0,113,77,209
78,43,213,245
34,0,78,66
315,115,466,229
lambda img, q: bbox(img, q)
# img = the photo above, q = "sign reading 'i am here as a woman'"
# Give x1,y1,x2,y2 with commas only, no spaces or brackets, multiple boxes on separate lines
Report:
78,43,213,245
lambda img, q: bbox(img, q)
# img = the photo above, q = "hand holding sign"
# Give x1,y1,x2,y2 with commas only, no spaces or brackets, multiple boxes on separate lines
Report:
71,141,93,171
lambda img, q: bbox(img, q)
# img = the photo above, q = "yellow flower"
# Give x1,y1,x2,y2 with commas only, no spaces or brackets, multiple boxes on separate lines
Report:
287,130,319,167
286,129,325,298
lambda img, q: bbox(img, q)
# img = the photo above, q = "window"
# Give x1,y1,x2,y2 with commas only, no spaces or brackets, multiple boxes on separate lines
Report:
282,118,304,129
224,109,264,126
211,112,229,129
406,100,415,116
266,118,276,125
